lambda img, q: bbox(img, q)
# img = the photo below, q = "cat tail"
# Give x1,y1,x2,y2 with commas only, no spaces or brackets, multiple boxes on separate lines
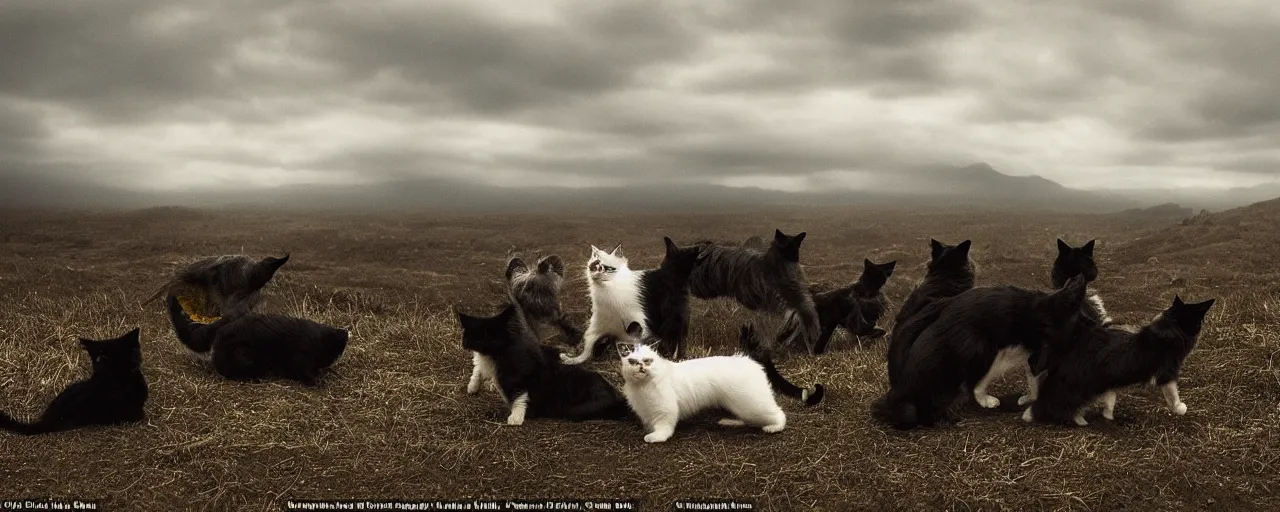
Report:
0,410,59,435
870,392,918,431
165,295,215,354
739,324,824,406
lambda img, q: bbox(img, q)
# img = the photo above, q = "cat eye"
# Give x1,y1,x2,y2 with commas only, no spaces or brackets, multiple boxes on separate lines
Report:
642,358,652,364
602,265,616,272
627,358,638,365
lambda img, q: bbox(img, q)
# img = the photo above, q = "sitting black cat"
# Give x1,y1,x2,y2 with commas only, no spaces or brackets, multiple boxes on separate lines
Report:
812,259,896,354
0,328,148,435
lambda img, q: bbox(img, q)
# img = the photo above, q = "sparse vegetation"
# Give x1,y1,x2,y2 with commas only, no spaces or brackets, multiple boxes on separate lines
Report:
1,205,1277,510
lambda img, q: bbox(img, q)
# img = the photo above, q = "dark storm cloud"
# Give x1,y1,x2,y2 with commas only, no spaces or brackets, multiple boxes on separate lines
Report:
1,0,1279,200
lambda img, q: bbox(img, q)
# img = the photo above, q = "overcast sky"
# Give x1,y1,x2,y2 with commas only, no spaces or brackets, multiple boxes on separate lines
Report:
2,0,1279,194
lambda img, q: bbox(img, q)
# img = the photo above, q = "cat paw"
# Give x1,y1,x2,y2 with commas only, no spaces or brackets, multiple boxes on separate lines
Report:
1102,409,1115,421
761,423,785,434
1172,402,1188,416
1017,394,1035,406
975,394,1001,409
466,382,480,395
1073,415,1089,426
506,414,525,426
1021,408,1033,422
559,353,583,365
717,419,746,427
643,432,670,443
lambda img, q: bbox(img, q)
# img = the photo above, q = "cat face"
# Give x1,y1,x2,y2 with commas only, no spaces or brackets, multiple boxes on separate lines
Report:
857,259,897,293
79,327,143,371
456,304,519,355
1163,295,1216,337
1053,239,1098,285
927,239,972,272
587,244,627,282
617,321,661,384
770,229,808,263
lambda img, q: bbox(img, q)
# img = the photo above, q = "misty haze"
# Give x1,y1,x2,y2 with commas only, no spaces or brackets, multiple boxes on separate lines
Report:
2,1,1279,511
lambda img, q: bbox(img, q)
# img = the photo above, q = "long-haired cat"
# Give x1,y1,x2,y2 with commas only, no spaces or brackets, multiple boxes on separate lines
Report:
0,328,148,435
166,295,348,386
505,254,582,344
145,253,290,319
1024,295,1214,426
457,303,631,424
873,275,1089,430
560,236,703,364
811,259,897,354
885,239,974,386
617,322,824,443
687,229,821,353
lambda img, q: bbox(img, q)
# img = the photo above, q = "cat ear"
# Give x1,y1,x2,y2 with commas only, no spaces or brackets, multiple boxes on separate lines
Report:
1057,239,1070,254
793,232,807,245
616,341,635,359
1172,295,1185,307
1193,298,1216,316
610,244,624,258
864,258,875,270
663,236,678,256
121,327,141,344
930,239,944,259
1082,239,1096,256
882,260,897,273
774,229,786,242
955,240,972,256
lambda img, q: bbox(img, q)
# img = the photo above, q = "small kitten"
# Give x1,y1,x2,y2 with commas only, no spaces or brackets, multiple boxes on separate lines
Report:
688,229,821,353
885,239,975,386
457,303,631,424
617,322,824,443
145,253,290,319
1025,295,1214,426
0,328,148,435
873,275,1088,430
561,237,703,364
166,295,348,386
505,254,582,344
811,259,897,354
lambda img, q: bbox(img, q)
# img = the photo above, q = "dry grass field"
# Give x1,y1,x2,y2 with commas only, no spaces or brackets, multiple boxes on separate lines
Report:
1,203,1278,511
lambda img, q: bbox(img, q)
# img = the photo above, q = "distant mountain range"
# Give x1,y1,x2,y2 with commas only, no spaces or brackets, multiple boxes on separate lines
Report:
1,163,1276,213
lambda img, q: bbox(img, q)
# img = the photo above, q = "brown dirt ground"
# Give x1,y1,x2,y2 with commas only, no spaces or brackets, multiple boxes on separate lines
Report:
0,204,1277,511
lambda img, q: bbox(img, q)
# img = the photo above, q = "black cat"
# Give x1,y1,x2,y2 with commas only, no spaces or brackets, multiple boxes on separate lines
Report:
885,239,975,386
1025,295,1214,426
812,259,897,354
458,303,632,424
1052,239,1112,326
0,328,148,435
146,253,290,318
166,295,348,385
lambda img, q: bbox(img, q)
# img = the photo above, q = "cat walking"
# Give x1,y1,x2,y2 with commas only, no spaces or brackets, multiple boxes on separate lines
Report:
811,258,897,354
0,328,148,435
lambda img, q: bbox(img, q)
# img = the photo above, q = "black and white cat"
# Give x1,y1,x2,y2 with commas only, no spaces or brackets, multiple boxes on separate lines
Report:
0,328,148,435
457,303,631,424
885,239,975,386
166,295,349,385
505,254,582,344
617,322,824,443
873,275,1089,430
1024,295,1214,426
1053,239,1112,326
560,237,703,364
811,259,897,354
688,229,821,353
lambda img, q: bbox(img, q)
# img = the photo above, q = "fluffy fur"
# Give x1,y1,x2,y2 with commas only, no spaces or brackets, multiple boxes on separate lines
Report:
504,254,582,344
873,276,1089,430
166,295,348,385
457,303,631,424
811,259,897,354
688,229,821,352
885,239,975,386
1025,295,1214,426
0,328,148,435
1052,239,1112,326
561,237,702,364
145,253,289,319
617,322,820,443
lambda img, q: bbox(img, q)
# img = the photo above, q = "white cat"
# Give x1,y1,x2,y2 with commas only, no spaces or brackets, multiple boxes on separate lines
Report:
617,324,787,443
561,244,648,365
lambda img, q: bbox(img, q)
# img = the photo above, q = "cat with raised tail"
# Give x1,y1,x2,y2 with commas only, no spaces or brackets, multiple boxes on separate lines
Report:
166,295,348,386
560,237,703,364
811,258,897,354
0,328,148,436
885,239,974,386
145,253,290,320
1024,295,1214,426
617,322,823,443
688,229,821,353
873,275,1089,430
457,303,631,425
